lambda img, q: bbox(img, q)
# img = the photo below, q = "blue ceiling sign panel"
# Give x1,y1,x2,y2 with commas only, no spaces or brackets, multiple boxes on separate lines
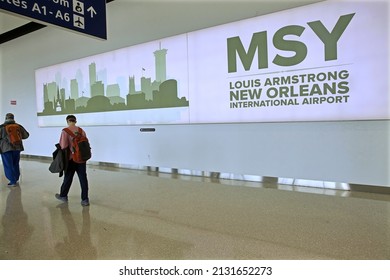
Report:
0,0,107,40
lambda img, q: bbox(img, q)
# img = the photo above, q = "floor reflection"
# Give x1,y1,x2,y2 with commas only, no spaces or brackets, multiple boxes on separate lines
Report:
93,221,193,259
0,159,389,260
0,186,34,259
53,204,97,260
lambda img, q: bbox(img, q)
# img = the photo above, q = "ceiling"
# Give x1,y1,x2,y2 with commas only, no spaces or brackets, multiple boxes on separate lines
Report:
0,12,45,44
0,12,30,33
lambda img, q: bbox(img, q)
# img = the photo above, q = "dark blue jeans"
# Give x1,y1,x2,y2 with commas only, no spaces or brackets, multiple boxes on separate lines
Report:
1,150,21,184
60,160,89,201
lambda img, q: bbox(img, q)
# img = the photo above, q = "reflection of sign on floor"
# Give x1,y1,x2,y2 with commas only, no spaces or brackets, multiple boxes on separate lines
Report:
0,0,106,40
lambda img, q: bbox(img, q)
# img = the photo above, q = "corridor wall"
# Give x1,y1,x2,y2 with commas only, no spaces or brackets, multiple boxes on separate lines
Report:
1,0,389,187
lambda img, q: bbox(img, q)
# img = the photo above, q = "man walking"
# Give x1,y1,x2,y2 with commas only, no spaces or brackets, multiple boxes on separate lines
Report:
0,113,30,186
55,115,90,206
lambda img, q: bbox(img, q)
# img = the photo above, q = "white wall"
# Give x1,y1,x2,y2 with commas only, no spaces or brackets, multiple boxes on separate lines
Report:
1,0,389,187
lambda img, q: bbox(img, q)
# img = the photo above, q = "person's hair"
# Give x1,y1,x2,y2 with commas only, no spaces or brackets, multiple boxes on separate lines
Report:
66,115,77,123
5,113,14,120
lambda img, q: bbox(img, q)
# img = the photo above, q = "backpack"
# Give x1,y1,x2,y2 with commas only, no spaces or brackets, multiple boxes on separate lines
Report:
5,124,23,147
63,127,91,163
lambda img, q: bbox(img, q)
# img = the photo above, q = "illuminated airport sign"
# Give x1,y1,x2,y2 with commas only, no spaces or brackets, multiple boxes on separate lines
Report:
0,0,106,40
35,0,389,126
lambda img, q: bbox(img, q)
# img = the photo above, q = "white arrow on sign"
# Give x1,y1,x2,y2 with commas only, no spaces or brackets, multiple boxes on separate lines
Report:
87,6,97,18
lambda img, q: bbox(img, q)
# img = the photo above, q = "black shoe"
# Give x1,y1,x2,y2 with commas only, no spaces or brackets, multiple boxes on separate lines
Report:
55,193,68,202
81,199,90,206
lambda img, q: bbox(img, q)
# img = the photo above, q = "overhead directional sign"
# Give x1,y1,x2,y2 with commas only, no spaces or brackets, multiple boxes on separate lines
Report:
0,0,106,40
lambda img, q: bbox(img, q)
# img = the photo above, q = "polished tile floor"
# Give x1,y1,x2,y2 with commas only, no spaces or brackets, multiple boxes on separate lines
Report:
0,158,389,260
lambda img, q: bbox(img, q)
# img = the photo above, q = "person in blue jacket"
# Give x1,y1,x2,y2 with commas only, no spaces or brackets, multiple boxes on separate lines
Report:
0,113,29,186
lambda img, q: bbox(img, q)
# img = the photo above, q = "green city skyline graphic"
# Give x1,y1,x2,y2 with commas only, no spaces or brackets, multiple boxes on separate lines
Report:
37,45,189,116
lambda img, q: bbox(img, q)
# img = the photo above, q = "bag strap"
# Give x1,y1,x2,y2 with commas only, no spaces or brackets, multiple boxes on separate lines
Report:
63,127,82,138
4,123,20,129
63,128,76,138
